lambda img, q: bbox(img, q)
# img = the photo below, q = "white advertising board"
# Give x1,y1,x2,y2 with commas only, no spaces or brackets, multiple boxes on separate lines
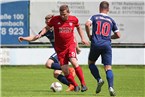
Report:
0,48,145,65
30,0,145,43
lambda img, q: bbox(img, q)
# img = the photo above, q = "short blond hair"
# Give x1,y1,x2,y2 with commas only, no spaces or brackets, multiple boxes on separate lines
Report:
45,14,54,19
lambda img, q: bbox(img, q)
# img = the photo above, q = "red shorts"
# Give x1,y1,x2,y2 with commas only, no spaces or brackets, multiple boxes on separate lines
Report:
57,43,77,66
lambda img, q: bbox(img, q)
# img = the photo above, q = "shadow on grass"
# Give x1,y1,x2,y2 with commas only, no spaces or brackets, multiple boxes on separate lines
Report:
31,89,105,97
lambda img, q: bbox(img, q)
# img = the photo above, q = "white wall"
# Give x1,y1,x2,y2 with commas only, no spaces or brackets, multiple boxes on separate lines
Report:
0,48,144,65
30,0,145,43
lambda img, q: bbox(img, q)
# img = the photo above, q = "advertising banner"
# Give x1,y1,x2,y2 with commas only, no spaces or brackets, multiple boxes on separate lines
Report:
0,0,29,45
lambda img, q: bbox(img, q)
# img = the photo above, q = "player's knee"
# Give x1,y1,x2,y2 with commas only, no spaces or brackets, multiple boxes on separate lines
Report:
53,70,62,78
88,60,95,65
45,59,54,69
69,58,78,68
53,73,59,78
104,65,112,71
45,62,51,69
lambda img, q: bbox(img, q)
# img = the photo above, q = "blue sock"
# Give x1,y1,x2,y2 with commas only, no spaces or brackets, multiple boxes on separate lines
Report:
57,74,70,86
89,64,101,82
106,70,114,88
51,63,61,70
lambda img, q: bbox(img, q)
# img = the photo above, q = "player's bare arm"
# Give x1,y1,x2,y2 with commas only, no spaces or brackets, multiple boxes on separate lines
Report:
18,26,51,42
36,26,50,38
18,36,38,42
85,21,92,40
76,26,89,46
111,32,121,39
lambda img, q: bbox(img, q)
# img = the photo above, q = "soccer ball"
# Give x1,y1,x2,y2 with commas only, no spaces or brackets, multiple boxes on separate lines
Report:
50,82,62,92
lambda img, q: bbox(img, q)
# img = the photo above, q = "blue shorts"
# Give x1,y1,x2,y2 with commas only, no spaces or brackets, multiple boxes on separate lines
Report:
49,53,59,63
89,44,112,65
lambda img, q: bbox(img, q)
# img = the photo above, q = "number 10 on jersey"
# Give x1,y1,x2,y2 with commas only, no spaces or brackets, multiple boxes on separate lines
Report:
96,21,110,36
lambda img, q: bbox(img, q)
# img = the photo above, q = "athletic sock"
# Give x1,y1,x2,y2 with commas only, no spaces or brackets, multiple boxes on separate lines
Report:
89,64,101,82
57,74,70,86
65,73,78,87
75,66,86,85
106,70,114,88
51,63,61,70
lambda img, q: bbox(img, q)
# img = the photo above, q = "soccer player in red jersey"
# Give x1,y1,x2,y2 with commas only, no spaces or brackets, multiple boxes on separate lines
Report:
18,14,77,91
37,5,89,92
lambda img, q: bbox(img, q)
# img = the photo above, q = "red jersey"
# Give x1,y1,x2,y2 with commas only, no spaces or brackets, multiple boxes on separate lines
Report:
47,15,79,52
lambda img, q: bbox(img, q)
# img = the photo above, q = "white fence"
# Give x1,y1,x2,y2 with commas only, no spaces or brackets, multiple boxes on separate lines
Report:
0,48,144,65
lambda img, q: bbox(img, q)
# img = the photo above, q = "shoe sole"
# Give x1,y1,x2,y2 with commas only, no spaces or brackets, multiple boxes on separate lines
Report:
110,91,116,96
96,81,104,93
81,87,88,92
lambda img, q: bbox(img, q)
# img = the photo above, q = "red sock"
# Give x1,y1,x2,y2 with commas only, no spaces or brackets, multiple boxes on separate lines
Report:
75,66,86,85
65,73,78,86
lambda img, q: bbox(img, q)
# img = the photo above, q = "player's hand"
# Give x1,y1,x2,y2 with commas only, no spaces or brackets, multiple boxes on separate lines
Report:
76,47,81,54
81,39,90,46
18,36,24,42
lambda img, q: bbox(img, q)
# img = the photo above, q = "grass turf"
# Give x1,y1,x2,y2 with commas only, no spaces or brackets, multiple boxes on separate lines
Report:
1,65,145,97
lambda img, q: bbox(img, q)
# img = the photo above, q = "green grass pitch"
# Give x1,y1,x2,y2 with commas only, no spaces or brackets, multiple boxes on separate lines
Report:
1,65,145,97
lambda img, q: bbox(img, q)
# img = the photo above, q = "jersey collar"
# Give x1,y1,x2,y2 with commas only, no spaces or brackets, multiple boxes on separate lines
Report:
99,13,108,16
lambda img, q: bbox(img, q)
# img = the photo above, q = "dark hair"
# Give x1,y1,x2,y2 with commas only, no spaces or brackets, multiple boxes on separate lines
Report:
59,4,70,13
99,1,109,10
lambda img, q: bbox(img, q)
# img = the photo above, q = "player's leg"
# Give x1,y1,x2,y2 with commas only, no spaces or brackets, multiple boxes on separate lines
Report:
104,65,115,96
68,67,76,77
88,60,104,94
53,70,70,86
54,69,76,92
68,44,87,92
45,53,61,70
70,57,87,92
66,67,76,91
45,53,73,90
104,65,114,89
58,52,78,92
61,65,78,91
88,46,104,94
88,60,102,83
102,45,115,96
